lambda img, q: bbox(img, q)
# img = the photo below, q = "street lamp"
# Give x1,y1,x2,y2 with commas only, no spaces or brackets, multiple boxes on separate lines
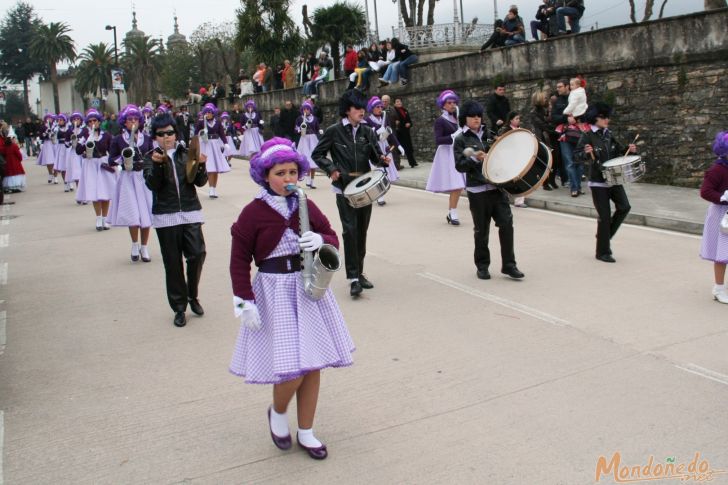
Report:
105,25,121,113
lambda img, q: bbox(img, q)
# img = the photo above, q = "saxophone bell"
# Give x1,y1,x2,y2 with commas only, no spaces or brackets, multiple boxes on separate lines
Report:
85,140,96,159
121,147,135,170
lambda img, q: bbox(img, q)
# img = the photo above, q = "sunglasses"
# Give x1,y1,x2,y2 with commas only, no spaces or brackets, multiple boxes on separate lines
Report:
155,130,176,137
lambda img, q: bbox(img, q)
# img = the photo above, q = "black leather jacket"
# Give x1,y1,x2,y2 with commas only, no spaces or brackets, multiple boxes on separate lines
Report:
454,127,495,188
312,120,386,191
143,145,208,215
574,127,627,183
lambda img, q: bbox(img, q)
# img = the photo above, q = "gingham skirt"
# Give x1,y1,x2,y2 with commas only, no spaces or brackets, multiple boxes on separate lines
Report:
201,138,231,174
75,157,118,202
426,144,466,193
108,170,153,228
240,128,264,157
36,140,56,166
700,203,728,263
296,134,319,169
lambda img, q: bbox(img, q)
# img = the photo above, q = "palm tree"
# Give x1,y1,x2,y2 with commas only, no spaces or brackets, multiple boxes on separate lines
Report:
121,35,162,104
30,21,76,113
74,43,114,110
310,2,366,78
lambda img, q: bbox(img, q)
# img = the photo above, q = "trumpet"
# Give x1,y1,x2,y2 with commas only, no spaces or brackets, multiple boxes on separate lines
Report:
300,121,307,136
245,119,253,129
70,134,78,148
85,140,96,159
201,125,209,142
121,147,135,171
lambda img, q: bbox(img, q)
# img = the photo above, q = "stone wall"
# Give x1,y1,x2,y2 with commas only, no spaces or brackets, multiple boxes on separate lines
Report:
223,8,728,187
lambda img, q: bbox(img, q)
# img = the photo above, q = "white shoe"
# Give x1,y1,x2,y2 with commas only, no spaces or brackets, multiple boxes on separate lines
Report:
102,217,111,230
131,243,140,262
714,288,728,304
69,182,75,191
53,176,59,184
140,245,151,263
64,183,70,192
95,216,103,231
47,175,53,184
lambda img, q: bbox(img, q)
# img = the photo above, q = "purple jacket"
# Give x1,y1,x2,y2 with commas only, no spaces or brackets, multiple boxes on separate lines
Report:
434,115,459,146
363,114,399,147
701,163,728,205
242,111,264,130
295,115,320,134
108,129,154,166
194,119,228,143
75,128,111,158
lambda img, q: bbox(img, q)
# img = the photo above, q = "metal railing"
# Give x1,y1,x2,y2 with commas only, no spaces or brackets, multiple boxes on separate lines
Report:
392,22,494,48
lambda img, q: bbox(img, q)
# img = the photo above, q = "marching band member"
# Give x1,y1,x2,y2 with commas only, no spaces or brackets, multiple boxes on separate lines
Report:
75,109,117,231
220,112,235,162
53,114,70,191
363,96,401,206
574,102,637,263
141,106,154,136
240,99,265,158
65,112,85,194
195,103,230,199
108,105,154,262
700,131,728,304
453,100,525,280
426,90,467,225
144,113,208,328
312,89,390,297
295,100,322,189
229,137,353,460
37,114,57,184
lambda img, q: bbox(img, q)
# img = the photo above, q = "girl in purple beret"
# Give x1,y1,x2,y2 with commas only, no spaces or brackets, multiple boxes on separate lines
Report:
220,112,235,162
700,131,728,304
426,90,466,225
75,109,117,231
36,113,57,183
295,100,322,188
229,137,353,460
195,103,230,199
65,112,85,195
363,96,401,205
240,99,265,157
52,114,70,190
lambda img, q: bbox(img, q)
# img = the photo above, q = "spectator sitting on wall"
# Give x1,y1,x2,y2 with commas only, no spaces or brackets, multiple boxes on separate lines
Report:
556,0,585,35
239,74,254,97
282,60,297,89
391,37,418,86
503,7,526,46
303,59,331,96
531,0,557,40
274,64,285,90
348,49,371,91
343,44,358,78
480,19,508,51
187,88,202,104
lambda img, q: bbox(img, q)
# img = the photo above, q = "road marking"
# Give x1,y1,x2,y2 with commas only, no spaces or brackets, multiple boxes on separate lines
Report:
0,410,4,485
417,272,570,326
674,363,728,387
0,311,4,356
0,234,7,248
0,263,6,285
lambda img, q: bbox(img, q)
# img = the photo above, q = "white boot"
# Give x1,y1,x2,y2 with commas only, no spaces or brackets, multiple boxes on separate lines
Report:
69,181,75,191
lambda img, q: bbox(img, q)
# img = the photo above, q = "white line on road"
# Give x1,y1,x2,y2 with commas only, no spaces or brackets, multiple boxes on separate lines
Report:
0,234,8,248
674,363,728,387
0,311,4,356
417,272,570,326
0,219,7,226
0,263,6,285
0,410,4,485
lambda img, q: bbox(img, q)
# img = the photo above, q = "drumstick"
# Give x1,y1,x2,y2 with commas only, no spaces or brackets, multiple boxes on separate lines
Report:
623,134,639,157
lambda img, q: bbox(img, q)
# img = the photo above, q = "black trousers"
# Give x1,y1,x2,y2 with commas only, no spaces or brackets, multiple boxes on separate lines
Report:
396,128,417,167
336,194,372,279
155,223,206,312
467,190,516,271
591,185,631,257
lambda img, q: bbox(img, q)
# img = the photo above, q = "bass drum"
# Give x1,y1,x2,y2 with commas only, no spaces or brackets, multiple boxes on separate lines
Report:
483,128,552,196
343,169,391,208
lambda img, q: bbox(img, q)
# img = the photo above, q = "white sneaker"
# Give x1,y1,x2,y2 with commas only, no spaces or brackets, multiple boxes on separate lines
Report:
131,243,140,262
53,176,59,184
102,217,111,230
64,183,70,193
714,288,728,304
140,245,151,262
95,216,103,231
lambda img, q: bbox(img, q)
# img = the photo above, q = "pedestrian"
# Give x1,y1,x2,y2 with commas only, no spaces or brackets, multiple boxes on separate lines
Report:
75,109,117,231
295,100,321,189
528,89,559,190
574,102,637,263
22,117,35,158
699,131,728,303
240,99,265,158
270,107,284,138
195,103,231,199
229,137,353,460
0,122,26,198
453,100,525,281
311,90,391,297
36,114,57,184
426,90,466,225
392,98,418,167
144,113,208,328
280,100,298,141
107,104,154,262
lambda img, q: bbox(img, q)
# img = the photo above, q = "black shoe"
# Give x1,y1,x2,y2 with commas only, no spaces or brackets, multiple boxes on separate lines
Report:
596,254,616,263
359,275,374,289
446,214,460,226
501,266,525,279
173,311,187,327
350,281,363,297
543,185,552,191
377,200,386,206
409,163,419,168
477,269,491,280
189,299,204,316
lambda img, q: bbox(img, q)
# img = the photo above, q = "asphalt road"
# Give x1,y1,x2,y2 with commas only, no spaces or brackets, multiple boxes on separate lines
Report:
1,161,727,484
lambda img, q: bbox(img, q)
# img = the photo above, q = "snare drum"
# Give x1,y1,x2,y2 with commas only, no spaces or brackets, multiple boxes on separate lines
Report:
484,129,552,196
601,155,645,186
343,170,391,208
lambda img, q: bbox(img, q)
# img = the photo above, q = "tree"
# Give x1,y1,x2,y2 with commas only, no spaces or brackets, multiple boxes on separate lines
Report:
29,21,75,114
307,2,367,78
0,90,27,120
191,21,239,85
397,0,438,28
629,0,670,22
74,43,113,110
235,0,302,67
121,35,162,104
160,46,200,100
704,0,727,8
0,2,45,117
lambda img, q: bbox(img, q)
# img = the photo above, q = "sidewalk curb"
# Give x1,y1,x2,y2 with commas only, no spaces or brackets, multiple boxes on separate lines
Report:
392,179,704,236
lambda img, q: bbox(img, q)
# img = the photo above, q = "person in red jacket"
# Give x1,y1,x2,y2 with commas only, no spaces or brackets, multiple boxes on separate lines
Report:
0,122,26,202
229,137,353,460
343,44,358,78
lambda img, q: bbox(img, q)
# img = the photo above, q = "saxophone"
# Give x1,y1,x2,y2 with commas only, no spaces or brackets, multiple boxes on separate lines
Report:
287,184,341,300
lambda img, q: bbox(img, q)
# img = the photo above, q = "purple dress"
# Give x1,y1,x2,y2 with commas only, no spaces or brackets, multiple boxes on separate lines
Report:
107,129,154,228
64,125,84,182
426,112,466,192
36,123,57,166
700,163,728,263
52,125,70,172
240,111,265,157
195,119,231,174
74,129,117,203
295,114,320,169
229,190,354,384
363,114,399,182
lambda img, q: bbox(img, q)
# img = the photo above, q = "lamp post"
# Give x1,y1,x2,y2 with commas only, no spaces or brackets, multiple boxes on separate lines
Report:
105,25,121,113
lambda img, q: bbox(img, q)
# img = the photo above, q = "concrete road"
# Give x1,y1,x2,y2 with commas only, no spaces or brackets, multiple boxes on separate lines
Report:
1,161,727,485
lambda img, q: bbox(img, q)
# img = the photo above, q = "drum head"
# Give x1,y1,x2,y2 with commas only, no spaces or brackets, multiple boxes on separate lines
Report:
343,170,385,196
484,129,538,183
602,155,641,168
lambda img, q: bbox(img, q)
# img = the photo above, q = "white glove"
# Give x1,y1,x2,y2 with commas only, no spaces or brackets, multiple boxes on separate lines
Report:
233,296,262,330
259,120,265,126
376,126,387,136
721,190,728,203
178,140,187,148
318,129,324,135
298,231,323,252
398,145,405,156
224,143,230,152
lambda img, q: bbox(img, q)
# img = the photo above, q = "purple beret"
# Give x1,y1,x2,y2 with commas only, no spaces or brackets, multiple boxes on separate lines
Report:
436,90,459,109
85,109,102,123
301,101,313,113
70,112,83,121
713,131,728,159
56,114,68,124
366,96,383,113
43,113,55,122
220,111,230,119
120,104,141,125
249,137,310,187
201,103,218,115
244,99,257,110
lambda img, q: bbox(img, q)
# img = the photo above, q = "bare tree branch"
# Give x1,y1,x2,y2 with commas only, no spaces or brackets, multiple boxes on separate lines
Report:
658,0,669,18
642,0,655,21
628,0,637,23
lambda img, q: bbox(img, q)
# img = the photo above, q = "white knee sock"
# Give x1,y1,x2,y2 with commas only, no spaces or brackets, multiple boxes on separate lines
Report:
297,428,322,448
269,407,290,437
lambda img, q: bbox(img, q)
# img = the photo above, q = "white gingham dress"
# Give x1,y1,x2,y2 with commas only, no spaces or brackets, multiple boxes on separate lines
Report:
229,190,354,384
